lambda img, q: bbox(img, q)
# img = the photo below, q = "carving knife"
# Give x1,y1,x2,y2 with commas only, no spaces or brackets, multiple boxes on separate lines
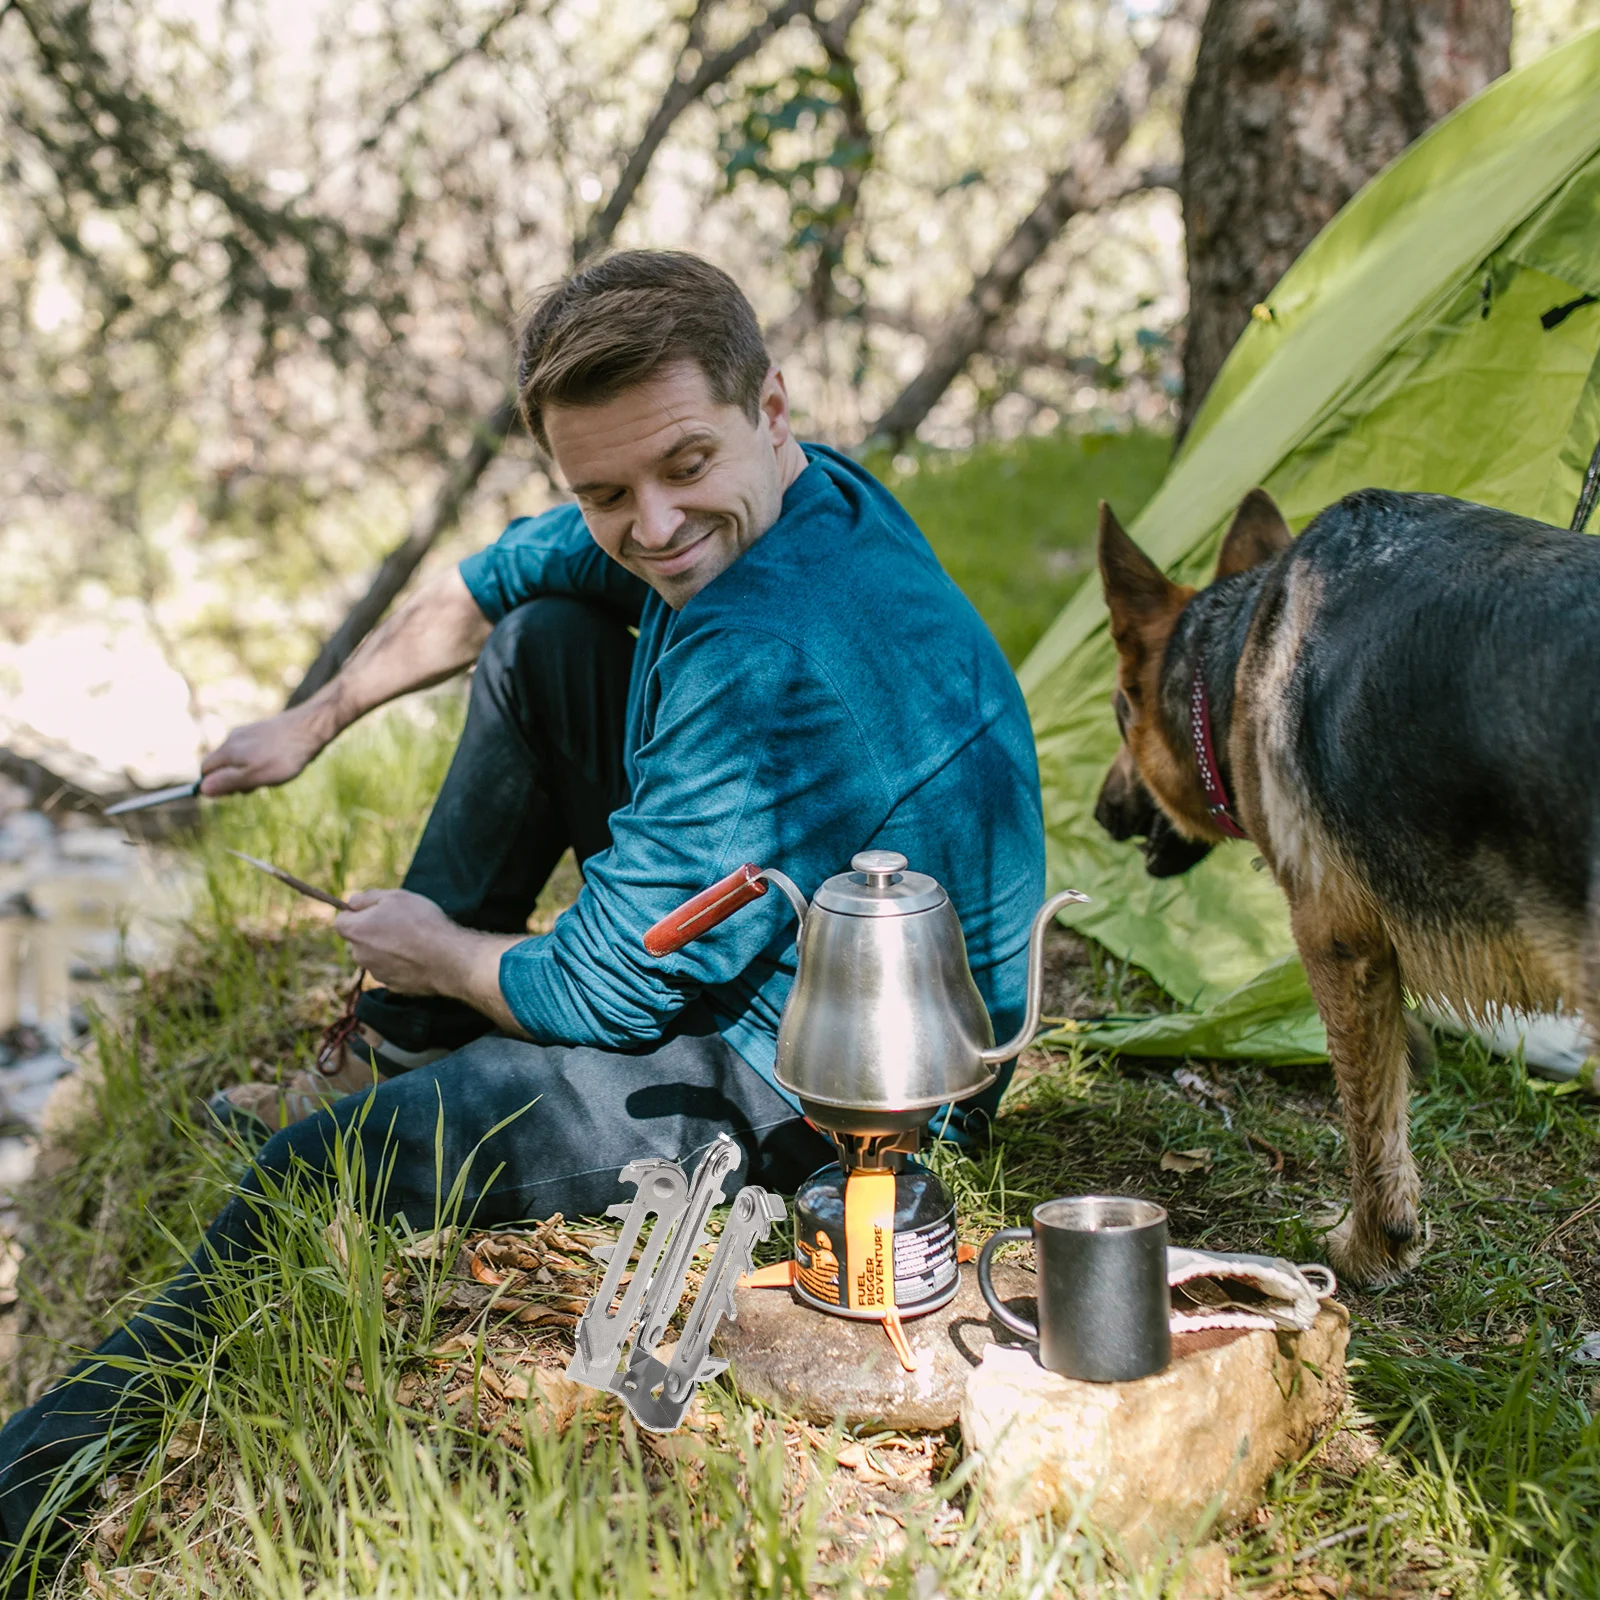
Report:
103,779,203,817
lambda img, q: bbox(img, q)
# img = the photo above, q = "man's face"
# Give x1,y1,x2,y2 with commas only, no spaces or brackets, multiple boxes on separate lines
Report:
545,360,796,608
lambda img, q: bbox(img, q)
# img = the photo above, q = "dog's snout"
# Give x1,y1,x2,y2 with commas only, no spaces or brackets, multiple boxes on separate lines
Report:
1094,747,1153,841
1096,748,1216,878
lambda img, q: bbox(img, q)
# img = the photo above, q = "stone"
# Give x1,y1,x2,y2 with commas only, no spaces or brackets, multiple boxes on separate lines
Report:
714,1262,1037,1430
1172,1542,1233,1599
960,1302,1349,1556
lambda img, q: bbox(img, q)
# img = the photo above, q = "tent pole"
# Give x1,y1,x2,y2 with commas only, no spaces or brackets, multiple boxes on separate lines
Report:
1570,434,1600,533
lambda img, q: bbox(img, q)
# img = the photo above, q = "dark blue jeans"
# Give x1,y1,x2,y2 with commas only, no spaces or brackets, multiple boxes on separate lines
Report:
356,593,639,1054
0,599,831,1560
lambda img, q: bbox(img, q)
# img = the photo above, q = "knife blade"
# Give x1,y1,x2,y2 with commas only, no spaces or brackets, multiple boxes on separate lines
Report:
103,779,203,817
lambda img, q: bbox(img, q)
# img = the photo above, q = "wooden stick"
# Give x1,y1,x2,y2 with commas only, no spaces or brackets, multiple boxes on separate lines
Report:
226,850,354,912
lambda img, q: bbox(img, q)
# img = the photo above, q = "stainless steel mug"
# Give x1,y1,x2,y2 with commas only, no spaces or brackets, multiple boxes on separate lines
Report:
977,1195,1170,1381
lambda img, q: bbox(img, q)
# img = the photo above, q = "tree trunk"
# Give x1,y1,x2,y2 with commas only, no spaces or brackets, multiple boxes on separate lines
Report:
1178,0,1510,439
287,399,518,707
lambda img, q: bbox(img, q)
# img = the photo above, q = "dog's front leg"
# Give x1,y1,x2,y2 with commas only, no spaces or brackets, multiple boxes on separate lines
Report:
1292,901,1421,1286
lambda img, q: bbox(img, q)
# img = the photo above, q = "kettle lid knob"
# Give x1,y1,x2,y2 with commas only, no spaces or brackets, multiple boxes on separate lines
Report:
817,851,944,915
851,850,908,884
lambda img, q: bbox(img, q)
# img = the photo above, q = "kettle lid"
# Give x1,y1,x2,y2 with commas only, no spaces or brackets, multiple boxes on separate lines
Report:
812,851,947,917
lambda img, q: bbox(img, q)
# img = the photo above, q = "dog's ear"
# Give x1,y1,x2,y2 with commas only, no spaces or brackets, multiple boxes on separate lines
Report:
1215,489,1292,579
1099,502,1179,647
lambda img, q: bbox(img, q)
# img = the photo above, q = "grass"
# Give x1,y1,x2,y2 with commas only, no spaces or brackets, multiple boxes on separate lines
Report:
938,1029,1600,1597
0,863,1159,1595
18,852,1600,1597
9,425,1600,1595
871,428,1170,665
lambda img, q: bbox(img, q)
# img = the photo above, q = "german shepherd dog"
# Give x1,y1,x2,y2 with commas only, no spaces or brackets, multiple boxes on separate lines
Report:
1097,487,1600,1286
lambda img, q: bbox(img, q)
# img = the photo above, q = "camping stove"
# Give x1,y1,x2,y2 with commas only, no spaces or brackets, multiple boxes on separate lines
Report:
792,1140,958,1321
729,1117,965,1369
644,850,1086,1368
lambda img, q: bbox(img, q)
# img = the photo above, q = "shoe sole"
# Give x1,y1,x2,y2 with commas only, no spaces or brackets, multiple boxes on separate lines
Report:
202,1090,275,1146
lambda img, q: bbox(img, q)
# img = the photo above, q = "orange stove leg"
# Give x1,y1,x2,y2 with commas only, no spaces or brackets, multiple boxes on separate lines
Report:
737,1260,799,1290
881,1307,919,1373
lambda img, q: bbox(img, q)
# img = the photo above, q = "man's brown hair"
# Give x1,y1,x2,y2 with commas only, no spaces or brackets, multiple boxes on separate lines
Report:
516,251,771,450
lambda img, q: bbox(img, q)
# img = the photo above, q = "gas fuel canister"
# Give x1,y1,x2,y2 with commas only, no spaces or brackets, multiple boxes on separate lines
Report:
792,1160,959,1320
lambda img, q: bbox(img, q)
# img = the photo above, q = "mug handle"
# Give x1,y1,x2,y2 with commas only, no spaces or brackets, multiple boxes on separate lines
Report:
977,1227,1038,1339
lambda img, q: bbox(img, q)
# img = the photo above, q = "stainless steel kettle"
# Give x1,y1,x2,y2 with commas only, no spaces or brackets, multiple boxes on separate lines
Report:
644,851,1088,1133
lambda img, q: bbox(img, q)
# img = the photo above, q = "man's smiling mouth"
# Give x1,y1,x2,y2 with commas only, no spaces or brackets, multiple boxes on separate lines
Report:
636,527,716,575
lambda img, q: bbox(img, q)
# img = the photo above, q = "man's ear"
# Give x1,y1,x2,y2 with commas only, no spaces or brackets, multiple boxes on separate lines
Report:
1098,501,1179,648
759,365,793,447
1215,488,1292,579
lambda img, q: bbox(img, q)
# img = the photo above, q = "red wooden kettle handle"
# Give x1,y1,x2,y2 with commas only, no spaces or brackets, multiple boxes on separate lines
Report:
643,864,768,956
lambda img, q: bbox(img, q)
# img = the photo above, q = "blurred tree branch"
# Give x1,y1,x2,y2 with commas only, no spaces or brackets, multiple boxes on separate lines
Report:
859,9,1191,454
286,398,524,710
9,0,384,351
573,0,821,263
334,0,534,175
803,0,869,326
290,0,825,706
862,306,1125,384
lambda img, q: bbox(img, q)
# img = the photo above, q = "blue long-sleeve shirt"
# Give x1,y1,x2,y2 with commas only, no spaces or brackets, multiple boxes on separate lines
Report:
458,444,1044,1111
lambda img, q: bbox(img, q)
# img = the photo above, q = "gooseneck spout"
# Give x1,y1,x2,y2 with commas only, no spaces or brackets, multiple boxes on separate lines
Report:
977,888,1092,1066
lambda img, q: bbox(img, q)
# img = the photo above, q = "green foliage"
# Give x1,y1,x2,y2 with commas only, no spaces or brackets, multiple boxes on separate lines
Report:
720,64,871,202
717,48,874,338
2,0,1195,712
873,429,1171,664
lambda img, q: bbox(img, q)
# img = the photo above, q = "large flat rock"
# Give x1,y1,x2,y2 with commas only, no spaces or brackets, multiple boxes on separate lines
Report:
714,1262,1035,1430
961,1302,1350,1555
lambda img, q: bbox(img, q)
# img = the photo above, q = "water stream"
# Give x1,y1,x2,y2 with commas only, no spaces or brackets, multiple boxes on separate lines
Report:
0,808,198,1266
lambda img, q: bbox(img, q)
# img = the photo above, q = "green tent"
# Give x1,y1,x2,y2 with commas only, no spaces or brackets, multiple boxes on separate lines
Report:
1019,29,1600,1062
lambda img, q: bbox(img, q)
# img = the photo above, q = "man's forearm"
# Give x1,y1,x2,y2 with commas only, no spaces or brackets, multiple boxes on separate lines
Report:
304,566,495,741
434,926,531,1038
204,566,496,796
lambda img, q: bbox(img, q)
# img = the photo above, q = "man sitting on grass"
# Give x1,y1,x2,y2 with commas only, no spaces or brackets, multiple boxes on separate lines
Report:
0,249,1043,1567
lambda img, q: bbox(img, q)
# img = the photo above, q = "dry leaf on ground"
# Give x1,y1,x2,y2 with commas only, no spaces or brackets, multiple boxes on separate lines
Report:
400,1226,458,1262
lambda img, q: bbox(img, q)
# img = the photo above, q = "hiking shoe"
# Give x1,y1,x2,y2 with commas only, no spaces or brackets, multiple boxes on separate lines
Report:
205,1026,448,1140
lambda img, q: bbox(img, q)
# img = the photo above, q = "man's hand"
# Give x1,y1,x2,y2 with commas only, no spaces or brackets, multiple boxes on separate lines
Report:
201,704,332,796
334,890,528,1036
334,890,460,993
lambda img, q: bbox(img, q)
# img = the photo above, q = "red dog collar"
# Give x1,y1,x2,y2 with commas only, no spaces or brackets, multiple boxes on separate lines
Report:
1190,657,1249,840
